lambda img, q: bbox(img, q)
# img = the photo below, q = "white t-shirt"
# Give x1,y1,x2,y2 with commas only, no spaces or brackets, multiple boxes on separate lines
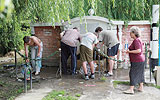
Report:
80,32,99,50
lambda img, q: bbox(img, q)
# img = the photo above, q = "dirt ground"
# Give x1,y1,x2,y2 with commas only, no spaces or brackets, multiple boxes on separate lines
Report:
16,67,160,100
1,55,160,100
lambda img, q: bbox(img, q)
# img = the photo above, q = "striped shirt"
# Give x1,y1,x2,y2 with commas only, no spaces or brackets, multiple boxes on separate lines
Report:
61,29,81,47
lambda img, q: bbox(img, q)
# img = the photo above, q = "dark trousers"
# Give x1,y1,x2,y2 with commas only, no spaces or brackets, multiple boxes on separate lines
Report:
61,42,77,74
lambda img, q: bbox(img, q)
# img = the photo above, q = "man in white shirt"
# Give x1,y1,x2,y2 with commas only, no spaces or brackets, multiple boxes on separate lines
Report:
80,30,100,80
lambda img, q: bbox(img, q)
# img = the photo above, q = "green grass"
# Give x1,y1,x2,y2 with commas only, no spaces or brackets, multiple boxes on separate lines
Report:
113,80,160,90
43,90,78,100
145,83,160,89
0,80,29,100
113,81,130,88
75,94,81,97
155,85,160,89
100,76,107,81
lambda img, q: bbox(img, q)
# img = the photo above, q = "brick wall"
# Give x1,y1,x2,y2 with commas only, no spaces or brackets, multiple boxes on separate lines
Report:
34,26,61,66
122,25,151,60
33,24,151,67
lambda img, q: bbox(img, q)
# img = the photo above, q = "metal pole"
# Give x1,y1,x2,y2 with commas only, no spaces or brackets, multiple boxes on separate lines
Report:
149,51,152,82
15,48,17,79
59,48,62,78
24,66,27,93
145,43,148,68
159,24,160,66
98,49,101,77
29,68,32,90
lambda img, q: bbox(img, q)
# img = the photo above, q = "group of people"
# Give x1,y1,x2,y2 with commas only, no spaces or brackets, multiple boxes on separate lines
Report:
60,26,120,80
23,26,145,94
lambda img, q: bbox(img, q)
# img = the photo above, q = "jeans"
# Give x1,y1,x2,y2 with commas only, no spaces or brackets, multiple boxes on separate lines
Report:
31,42,43,73
61,42,77,74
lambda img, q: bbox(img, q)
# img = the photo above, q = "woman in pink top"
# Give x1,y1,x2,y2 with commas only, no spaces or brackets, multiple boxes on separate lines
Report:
123,26,145,94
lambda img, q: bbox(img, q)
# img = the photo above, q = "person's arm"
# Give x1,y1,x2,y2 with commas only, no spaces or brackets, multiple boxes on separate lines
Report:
33,38,41,57
60,31,65,39
24,43,28,57
24,43,29,62
78,33,82,42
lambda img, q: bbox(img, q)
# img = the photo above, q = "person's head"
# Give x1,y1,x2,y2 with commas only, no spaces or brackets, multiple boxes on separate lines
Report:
23,36,30,43
73,27,79,31
130,26,141,38
95,27,103,33
73,27,78,30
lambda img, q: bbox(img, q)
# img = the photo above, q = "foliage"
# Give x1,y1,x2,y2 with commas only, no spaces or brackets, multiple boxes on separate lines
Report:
0,0,14,18
0,0,159,55
43,90,78,100
98,0,159,21
0,14,30,55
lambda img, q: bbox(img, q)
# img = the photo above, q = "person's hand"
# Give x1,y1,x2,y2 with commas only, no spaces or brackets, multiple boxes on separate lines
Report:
126,50,130,54
26,58,29,63
122,49,129,54
37,53,40,57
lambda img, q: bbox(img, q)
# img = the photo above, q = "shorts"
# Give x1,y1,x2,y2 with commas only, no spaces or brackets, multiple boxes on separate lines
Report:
80,45,93,63
107,43,119,56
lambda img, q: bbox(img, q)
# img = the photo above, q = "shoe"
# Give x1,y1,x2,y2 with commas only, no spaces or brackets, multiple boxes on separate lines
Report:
90,74,95,79
72,71,78,75
123,89,134,94
35,72,39,75
85,75,89,80
104,70,109,73
32,71,36,74
137,89,143,92
105,72,113,77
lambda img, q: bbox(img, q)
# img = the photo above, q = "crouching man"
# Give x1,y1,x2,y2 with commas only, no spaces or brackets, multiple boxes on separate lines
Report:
23,36,43,75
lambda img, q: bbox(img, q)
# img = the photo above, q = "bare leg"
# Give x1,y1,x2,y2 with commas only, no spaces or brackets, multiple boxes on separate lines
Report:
130,86,134,92
82,61,88,74
108,56,114,74
138,83,143,91
88,61,94,74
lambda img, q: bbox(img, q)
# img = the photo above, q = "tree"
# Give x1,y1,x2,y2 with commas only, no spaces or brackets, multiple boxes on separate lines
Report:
0,0,159,55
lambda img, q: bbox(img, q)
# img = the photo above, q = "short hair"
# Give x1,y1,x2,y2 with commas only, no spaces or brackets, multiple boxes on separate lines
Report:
95,27,103,32
23,36,30,43
73,27,78,29
130,26,141,38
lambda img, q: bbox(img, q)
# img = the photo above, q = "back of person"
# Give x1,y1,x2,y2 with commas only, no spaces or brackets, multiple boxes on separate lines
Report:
99,30,119,48
81,32,98,50
61,29,80,47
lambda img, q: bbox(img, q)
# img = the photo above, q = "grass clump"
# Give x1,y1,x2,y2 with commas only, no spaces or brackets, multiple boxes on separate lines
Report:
113,81,130,88
75,94,81,97
43,90,78,100
100,76,107,81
